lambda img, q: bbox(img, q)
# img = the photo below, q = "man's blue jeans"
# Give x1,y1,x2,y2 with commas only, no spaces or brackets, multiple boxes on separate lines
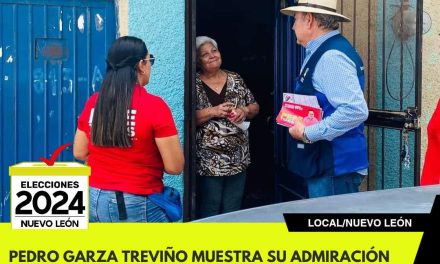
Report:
198,171,247,218
89,187,168,222
306,172,365,198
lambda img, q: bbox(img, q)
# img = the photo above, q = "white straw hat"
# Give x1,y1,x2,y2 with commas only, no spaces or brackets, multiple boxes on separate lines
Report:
281,0,351,22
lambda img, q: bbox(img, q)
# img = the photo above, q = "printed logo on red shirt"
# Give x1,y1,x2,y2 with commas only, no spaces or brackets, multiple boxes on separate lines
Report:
127,109,137,138
88,108,137,140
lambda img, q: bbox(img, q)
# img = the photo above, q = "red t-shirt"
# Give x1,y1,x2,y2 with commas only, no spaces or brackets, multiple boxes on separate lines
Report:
421,99,440,185
77,84,178,194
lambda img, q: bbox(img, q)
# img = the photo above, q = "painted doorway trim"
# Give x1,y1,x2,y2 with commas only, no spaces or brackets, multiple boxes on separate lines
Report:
184,0,197,221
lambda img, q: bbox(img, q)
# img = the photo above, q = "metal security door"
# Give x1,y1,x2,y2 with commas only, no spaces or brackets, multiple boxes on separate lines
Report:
337,0,423,191
0,0,116,221
274,0,423,201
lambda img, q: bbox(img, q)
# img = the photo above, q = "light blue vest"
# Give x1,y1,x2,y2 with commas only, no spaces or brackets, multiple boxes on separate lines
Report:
288,34,368,178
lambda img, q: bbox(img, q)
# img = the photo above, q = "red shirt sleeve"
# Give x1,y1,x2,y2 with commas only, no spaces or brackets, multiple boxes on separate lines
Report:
77,93,99,133
151,97,178,138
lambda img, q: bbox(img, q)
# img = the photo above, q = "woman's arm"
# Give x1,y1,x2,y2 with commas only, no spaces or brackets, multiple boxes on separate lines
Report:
196,107,215,126
155,135,184,175
73,129,89,161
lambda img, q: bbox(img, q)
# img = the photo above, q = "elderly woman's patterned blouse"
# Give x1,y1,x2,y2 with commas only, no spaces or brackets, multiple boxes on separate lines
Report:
196,70,257,177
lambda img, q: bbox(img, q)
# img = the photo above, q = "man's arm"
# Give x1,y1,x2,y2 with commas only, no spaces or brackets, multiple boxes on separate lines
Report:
304,50,368,142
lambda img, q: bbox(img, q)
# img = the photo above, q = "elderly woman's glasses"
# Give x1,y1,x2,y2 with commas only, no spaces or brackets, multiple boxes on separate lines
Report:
142,54,155,66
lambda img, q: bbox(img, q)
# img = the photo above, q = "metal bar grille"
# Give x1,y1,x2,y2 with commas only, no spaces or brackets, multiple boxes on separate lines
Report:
340,0,422,191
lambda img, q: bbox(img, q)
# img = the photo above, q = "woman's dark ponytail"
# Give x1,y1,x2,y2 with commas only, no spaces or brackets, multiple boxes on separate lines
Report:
91,36,148,147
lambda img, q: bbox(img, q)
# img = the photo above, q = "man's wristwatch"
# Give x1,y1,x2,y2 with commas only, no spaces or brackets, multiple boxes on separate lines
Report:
302,131,312,144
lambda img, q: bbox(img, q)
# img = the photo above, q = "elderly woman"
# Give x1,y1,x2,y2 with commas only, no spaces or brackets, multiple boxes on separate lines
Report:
195,36,260,218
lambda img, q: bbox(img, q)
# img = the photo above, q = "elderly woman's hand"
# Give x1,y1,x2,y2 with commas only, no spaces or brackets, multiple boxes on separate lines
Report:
228,107,247,124
211,102,235,118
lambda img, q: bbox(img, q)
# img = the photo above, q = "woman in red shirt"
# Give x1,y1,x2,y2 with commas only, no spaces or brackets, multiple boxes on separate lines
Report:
73,36,184,222
421,99,440,185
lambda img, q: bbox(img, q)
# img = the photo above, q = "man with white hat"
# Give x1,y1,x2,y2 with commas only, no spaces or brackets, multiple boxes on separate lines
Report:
281,0,369,198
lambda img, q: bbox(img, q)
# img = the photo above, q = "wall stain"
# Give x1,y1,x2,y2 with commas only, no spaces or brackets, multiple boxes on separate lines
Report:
49,68,58,96
77,14,85,33
33,68,44,94
91,65,103,92
0,192,10,218
95,13,104,31
6,55,13,63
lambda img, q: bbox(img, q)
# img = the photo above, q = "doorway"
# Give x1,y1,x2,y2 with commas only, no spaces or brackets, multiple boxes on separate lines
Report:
195,0,276,211
187,0,424,220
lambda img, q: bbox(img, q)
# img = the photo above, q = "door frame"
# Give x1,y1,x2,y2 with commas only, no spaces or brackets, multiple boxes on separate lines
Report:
183,0,197,221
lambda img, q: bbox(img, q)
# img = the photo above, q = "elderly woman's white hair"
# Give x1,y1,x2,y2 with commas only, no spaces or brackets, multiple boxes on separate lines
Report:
196,36,218,51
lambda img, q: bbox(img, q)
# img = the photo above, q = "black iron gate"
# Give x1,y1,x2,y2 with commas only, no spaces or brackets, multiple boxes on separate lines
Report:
338,0,423,191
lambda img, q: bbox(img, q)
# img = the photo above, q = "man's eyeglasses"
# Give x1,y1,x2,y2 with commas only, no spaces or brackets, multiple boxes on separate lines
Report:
142,54,155,66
